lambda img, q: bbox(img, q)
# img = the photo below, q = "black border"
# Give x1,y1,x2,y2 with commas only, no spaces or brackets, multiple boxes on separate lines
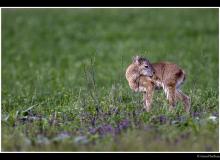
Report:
0,0,220,7
2,153,219,159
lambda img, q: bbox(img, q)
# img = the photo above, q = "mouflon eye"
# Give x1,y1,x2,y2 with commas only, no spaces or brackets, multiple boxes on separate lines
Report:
145,65,149,68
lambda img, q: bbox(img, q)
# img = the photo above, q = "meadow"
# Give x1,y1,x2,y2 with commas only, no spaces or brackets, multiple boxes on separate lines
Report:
1,8,219,151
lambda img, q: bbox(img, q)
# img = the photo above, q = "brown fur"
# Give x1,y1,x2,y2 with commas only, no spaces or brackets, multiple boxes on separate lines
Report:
125,59,191,113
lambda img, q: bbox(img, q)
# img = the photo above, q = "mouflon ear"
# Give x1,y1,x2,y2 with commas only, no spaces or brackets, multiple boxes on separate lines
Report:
132,55,141,64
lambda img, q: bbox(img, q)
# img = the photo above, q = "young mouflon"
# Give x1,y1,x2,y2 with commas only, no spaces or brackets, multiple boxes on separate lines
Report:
125,55,191,113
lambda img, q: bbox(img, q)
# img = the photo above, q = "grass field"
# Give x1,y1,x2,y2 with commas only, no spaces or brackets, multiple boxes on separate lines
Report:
2,8,219,151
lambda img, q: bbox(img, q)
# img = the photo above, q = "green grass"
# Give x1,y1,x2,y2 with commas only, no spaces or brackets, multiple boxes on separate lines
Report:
2,8,219,152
